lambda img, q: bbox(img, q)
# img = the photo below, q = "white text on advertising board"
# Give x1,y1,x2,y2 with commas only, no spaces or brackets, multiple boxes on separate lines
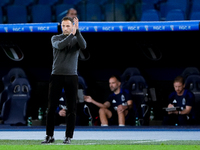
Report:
13,27,24,32
179,25,191,30
79,27,89,31
37,26,50,31
102,26,114,31
153,26,165,30
128,26,140,31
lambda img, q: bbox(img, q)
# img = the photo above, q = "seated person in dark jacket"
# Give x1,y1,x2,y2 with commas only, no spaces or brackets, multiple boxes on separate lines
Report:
163,76,195,125
56,89,88,126
84,75,133,126
55,89,67,125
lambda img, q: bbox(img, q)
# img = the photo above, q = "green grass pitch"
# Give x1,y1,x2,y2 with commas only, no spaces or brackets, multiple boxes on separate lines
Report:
0,140,199,150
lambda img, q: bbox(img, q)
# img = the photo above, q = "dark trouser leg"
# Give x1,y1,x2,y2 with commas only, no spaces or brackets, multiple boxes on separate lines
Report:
64,75,78,138
178,115,187,125
162,114,177,125
46,75,63,136
163,114,187,125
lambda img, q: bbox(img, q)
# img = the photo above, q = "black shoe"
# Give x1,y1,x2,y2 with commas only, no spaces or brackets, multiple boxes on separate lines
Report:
63,137,71,144
41,135,55,144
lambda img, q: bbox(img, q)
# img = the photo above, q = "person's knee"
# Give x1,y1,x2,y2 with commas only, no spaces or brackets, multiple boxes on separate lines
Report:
99,108,106,114
116,105,124,115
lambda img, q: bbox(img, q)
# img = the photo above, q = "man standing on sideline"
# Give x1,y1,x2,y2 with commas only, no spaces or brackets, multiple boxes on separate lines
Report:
84,76,133,126
42,16,86,144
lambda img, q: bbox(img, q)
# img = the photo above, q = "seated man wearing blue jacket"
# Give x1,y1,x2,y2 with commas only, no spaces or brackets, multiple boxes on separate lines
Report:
56,89,88,126
163,76,195,125
84,75,133,126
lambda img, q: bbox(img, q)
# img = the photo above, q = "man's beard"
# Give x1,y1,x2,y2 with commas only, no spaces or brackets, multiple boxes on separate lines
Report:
176,89,184,95
110,86,118,92
63,30,70,35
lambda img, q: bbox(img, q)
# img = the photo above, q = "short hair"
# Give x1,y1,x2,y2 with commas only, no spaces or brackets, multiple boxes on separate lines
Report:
61,16,73,23
110,75,121,82
174,76,185,85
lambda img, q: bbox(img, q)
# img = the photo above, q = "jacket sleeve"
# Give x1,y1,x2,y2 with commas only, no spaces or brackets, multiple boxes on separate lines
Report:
56,106,61,114
51,34,74,50
76,29,87,49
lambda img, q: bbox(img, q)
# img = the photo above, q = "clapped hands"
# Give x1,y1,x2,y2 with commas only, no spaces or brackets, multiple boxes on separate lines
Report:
71,17,79,35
